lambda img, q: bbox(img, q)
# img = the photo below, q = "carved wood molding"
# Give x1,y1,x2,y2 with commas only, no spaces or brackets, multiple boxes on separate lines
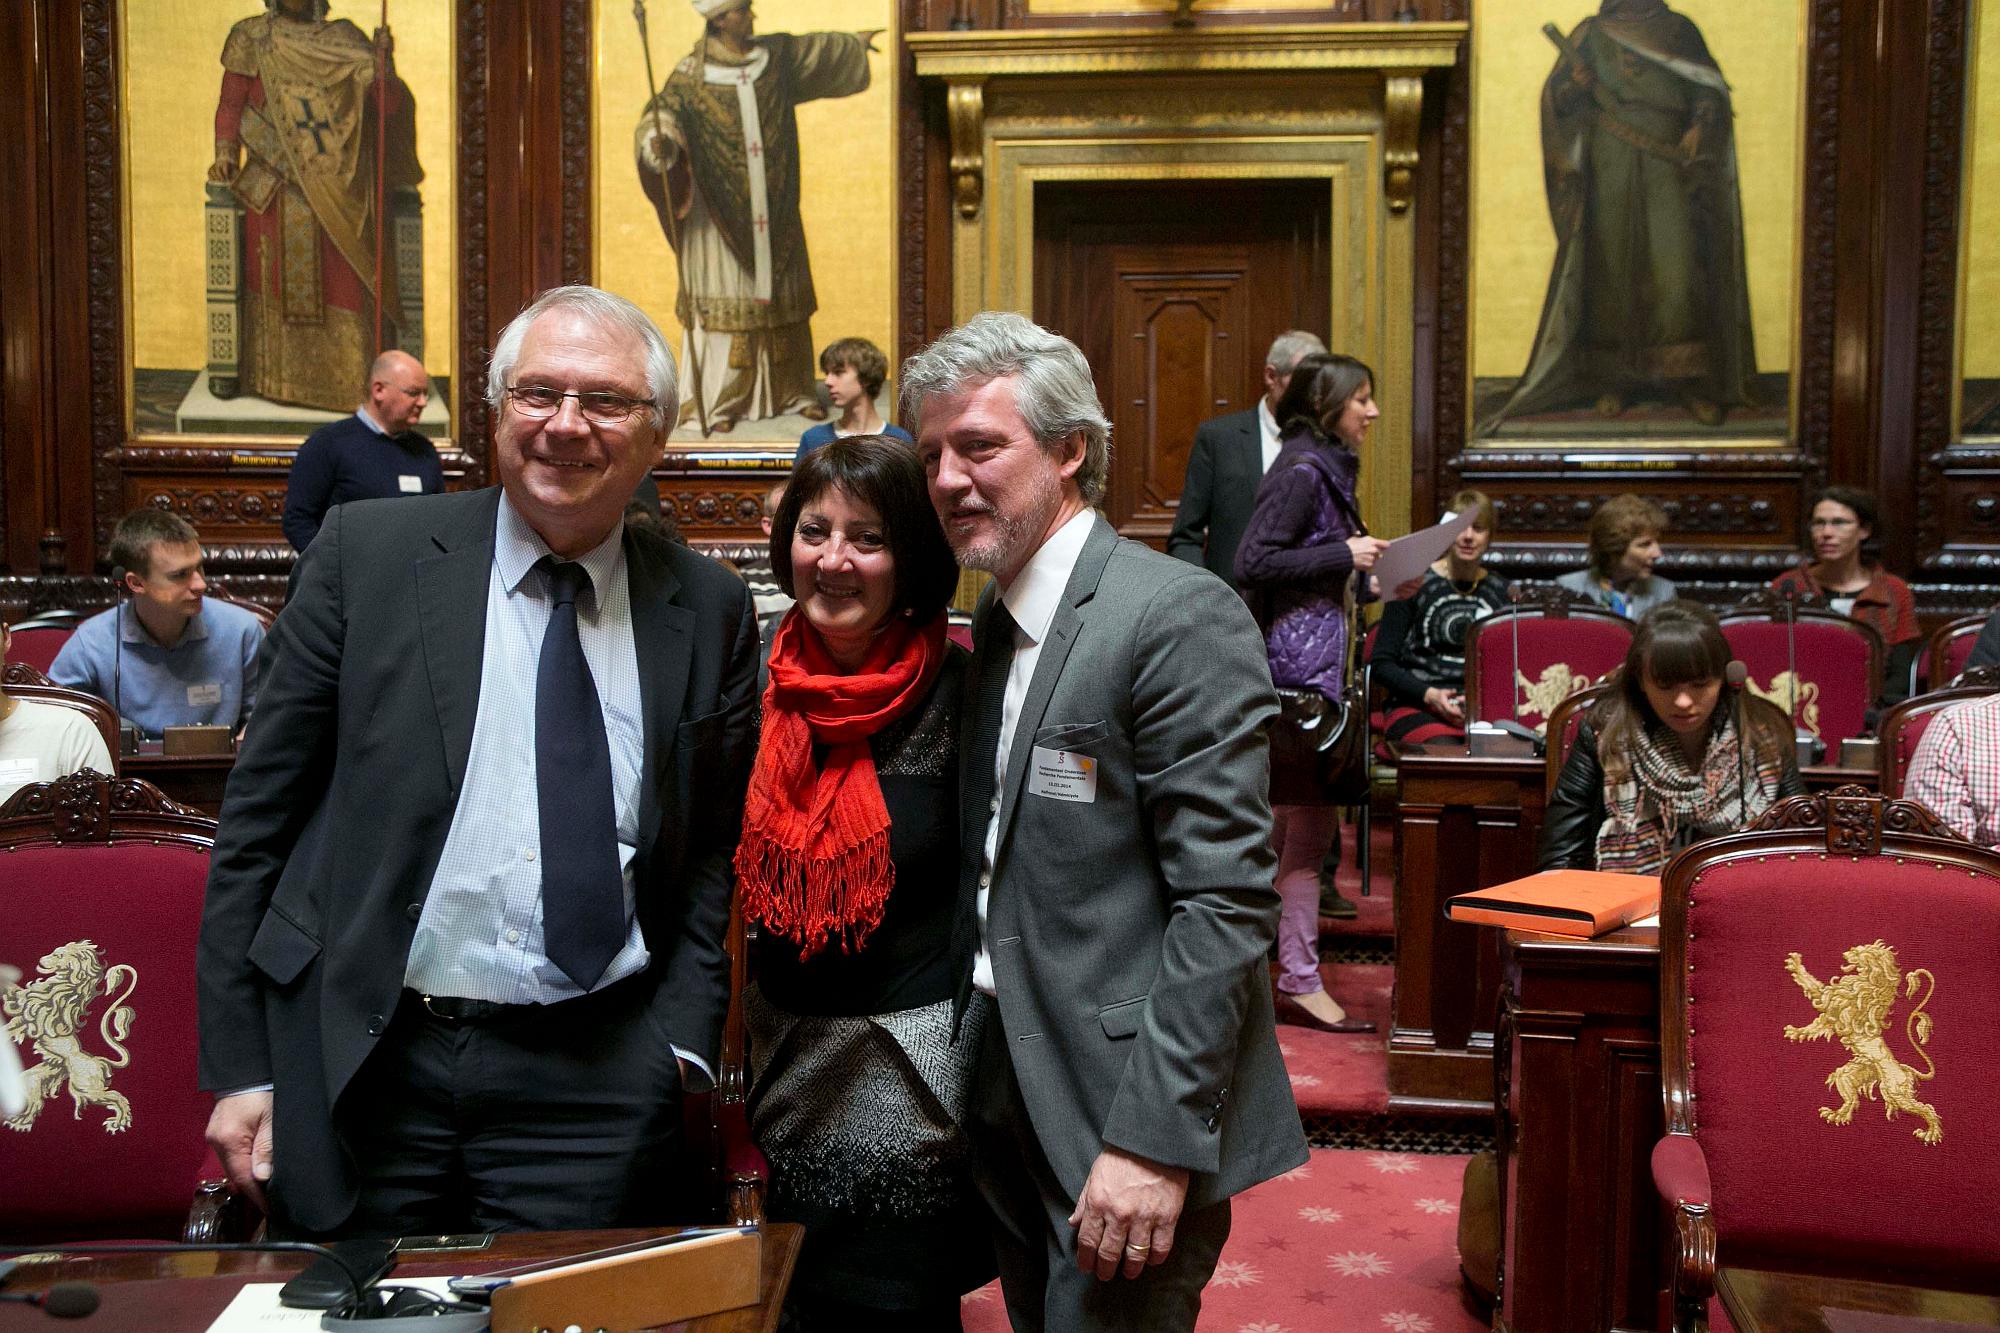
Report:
0,769,214,844
1914,0,1970,566
82,0,126,562
1455,448,1814,474
946,81,986,220
1792,0,1841,479
898,0,930,366
1433,0,1469,497
138,487,288,529
561,0,593,285
1381,73,1422,214
458,0,493,486
1490,491,1781,537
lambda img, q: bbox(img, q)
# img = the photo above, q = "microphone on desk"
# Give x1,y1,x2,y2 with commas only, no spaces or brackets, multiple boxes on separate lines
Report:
0,1240,485,1327
108,566,138,756
0,1283,100,1319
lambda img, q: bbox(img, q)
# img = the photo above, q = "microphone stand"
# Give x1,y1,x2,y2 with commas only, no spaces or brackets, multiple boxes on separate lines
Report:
109,566,136,756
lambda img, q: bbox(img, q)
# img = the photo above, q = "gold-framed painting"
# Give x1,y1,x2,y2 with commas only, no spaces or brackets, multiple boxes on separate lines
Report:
120,0,457,445
1468,0,1806,446
591,0,900,449
1959,0,2000,442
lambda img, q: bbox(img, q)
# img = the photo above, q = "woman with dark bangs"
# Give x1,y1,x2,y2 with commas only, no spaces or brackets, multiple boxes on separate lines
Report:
1538,602,1803,873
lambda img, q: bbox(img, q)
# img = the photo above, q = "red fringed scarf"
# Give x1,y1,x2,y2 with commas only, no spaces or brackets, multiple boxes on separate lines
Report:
736,608,947,959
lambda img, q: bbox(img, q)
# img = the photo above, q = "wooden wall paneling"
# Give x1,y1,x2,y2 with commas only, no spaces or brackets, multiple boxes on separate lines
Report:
0,0,53,572
1914,0,1982,581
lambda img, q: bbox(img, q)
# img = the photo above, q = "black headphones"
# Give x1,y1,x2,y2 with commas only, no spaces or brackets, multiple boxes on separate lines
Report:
320,1286,489,1329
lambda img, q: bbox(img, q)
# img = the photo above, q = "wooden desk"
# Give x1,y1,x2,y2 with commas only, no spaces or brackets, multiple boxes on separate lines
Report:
1392,738,1543,1113
1496,926,1663,1333
1718,1267,2000,1330
125,744,235,816
0,1225,803,1332
1392,739,1875,1116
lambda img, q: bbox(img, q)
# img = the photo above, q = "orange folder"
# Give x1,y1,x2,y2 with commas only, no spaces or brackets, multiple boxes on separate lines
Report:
1445,869,1661,938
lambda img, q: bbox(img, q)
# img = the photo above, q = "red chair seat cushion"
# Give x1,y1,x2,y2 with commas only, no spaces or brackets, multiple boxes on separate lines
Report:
1684,852,2000,1285
0,842,214,1240
4,627,74,677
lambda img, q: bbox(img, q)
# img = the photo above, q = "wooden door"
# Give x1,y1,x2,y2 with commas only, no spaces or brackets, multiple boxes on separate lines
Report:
1034,181,1330,548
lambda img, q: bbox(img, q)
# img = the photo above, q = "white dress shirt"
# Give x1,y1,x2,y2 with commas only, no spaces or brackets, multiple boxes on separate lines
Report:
972,508,1097,995
1258,398,1282,474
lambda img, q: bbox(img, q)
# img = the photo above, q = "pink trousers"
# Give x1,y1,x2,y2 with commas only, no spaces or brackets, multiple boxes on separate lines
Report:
1271,803,1339,996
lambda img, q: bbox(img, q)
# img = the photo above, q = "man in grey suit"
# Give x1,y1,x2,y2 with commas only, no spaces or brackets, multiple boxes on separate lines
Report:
1166,329,1326,585
905,312,1307,1331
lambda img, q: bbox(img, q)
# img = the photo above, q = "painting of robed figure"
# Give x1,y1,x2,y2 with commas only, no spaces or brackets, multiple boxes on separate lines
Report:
632,0,881,436
1480,0,1763,436
206,0,424,415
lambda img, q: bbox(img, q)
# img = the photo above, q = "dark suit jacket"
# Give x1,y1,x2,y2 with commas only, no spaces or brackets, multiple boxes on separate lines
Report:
196,487,759,1232
957,515,1306,1210
1166,408,1262,585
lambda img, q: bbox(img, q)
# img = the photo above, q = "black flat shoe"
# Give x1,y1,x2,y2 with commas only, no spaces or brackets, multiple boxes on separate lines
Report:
1274,992,1377,1034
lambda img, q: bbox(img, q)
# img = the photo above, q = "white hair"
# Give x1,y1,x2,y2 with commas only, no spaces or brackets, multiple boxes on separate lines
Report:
898,311,1113,504
486,285,679,424
1265,329,1327,373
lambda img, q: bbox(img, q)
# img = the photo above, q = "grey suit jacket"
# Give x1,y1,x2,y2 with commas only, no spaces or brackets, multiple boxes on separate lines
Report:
197,487,760,1232
959,513,1306,1210
1166,408,1262,585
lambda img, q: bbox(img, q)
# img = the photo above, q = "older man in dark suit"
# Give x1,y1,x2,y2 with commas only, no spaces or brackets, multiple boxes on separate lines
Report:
198,285,759,1238
907,312,1306,1331
1166,329,1325,585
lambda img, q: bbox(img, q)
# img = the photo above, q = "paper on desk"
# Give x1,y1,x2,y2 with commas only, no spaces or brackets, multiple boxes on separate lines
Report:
1372,509,1480,599
204,1280,472,1333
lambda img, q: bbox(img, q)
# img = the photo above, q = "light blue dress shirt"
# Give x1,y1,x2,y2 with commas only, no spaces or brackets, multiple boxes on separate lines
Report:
404,496,650,1002
49,599,264,737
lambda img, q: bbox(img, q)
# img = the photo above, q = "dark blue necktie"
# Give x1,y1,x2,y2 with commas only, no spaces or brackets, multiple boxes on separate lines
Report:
536,558,624,989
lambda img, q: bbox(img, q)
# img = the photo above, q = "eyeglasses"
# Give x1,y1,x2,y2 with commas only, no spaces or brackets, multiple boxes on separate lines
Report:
503,384,654,426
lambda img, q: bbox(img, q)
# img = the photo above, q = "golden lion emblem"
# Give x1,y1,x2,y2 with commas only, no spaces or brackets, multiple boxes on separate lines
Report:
1783,940,1940,1145
1748,671,1822,738
2,941,139,1134
1515,663,1589,735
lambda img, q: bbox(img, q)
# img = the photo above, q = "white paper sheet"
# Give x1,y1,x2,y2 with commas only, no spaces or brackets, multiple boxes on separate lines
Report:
1373,508,1481,599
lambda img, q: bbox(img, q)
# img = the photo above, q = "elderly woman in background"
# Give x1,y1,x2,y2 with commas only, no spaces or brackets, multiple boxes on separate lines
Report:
739,435,989,1330
1371,488,1511,750
1769,486,1919,706
1556,493,1677,618
1236,352,1402,1035
1539,602,1802,873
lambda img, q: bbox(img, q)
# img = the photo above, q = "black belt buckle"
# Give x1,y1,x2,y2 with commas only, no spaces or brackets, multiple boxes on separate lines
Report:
420,993,508,1023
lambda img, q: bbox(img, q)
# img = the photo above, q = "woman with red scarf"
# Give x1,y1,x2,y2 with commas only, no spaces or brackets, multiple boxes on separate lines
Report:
735,435,988,1330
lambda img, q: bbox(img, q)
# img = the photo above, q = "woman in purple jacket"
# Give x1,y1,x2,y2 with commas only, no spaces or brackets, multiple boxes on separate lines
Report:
1236,353,1389,1034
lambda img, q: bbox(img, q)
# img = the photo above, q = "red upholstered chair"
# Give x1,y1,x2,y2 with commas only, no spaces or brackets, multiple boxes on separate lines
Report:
1652,788,2000,1332
1543,681,1611,799
1,671,120,774
1921,612,1991,692
1461,595,1631,736
1719,601,1881,751
1877,665,2000,798
3,610,88,676
0,770,238,1242
207,590,277,630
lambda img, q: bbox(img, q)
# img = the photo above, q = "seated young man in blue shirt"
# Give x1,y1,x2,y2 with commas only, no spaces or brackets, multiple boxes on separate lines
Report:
50,509,266,739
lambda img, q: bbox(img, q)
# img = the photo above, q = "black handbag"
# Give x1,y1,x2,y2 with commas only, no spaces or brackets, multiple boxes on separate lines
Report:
1266,588,1370,807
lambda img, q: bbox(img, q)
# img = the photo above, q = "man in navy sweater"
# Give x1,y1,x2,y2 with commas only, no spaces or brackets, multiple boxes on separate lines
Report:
282,350,445,551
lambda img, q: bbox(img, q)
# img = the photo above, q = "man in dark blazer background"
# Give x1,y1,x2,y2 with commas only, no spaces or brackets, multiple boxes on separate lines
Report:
198,285,759,1237
1166,329,1326,586
907,312,1306,1331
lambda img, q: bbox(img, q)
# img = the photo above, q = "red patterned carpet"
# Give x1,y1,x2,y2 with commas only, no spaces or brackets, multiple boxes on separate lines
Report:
959,1148,1487,1332
1275,963,1393,1117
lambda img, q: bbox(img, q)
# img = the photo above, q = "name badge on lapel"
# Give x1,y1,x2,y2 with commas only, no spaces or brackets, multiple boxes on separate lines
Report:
398,474,424,493
186,682,223,707
1028,746,1097,803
